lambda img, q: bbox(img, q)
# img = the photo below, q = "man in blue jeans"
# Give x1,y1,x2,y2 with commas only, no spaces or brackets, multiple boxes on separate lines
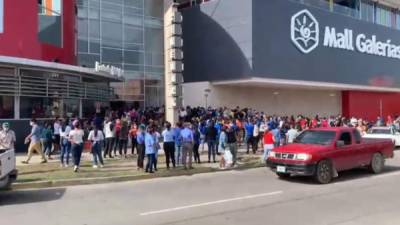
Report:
205,121,218,163
145,126,156,173
174,122,182,166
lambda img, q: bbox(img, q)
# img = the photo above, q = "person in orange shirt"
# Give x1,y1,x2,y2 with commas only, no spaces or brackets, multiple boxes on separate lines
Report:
129,123,138,155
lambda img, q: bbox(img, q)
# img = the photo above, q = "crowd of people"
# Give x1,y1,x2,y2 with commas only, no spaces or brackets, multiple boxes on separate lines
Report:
2,106,399,173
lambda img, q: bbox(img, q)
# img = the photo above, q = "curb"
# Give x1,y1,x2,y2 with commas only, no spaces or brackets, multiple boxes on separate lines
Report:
11,163,264,190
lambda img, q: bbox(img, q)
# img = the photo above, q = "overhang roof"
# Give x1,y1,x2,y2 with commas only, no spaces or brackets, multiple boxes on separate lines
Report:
0,55,124,82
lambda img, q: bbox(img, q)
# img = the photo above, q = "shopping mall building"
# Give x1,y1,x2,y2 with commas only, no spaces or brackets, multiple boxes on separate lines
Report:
179,0,400,121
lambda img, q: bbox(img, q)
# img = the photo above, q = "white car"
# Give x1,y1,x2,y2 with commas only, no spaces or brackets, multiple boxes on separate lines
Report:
364,127,400,147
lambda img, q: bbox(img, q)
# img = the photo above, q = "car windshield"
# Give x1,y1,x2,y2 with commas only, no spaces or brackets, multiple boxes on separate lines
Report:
369,129,391,134
294,130,336,145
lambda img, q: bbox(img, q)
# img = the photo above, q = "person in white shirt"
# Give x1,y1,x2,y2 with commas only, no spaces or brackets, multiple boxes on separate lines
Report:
69,120,85,172
286,125,299,144
259,121,267,149
103,118,115,158
88,126,105,168
53,117,61,153
252,123,260,152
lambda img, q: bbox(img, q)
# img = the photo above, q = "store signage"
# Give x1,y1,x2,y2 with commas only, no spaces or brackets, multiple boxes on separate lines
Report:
95,61,124,77
291,9,400,59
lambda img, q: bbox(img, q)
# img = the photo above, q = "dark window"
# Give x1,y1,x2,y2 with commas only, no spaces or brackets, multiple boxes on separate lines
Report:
339,132,352,145
353,130,362,144
0,96,14,119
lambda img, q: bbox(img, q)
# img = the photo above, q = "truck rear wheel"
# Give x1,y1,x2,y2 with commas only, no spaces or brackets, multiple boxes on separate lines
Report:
369,153,384,174
0,175,12,190
314,160,333,184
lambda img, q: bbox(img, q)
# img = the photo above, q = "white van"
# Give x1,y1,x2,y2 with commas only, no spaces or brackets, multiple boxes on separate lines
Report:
0,149,17,189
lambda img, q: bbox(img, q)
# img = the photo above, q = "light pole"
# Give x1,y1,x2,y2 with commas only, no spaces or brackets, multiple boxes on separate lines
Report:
204,89,211,108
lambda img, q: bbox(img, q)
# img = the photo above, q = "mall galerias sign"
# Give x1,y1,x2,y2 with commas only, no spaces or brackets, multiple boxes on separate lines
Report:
291,9,400,59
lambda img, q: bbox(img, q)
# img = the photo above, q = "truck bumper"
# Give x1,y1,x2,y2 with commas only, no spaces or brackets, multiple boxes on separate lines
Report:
266,160,316,176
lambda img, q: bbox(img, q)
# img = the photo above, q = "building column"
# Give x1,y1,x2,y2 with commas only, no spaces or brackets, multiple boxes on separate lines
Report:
164,2,183,125
14,96,20,119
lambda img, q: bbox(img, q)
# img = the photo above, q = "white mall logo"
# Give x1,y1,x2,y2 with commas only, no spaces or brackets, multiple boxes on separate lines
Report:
291,9,319,54
290,9,400,59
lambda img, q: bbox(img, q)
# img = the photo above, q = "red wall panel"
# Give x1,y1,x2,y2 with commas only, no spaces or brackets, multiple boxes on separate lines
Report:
0,0,76,65
342,91,400,121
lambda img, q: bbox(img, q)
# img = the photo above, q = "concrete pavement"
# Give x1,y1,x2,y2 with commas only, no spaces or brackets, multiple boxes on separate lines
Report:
1,153,400,225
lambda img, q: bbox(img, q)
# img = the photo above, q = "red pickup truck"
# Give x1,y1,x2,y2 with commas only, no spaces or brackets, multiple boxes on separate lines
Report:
266,127,394,184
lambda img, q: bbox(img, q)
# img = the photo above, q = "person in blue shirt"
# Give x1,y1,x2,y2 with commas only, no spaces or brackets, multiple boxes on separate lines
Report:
244,120,255,154
144,126,156,173
180,123,194,169
214,121,222,154
162,122,176,169
272,125,281,147
174,122,183,166
136,124,146,170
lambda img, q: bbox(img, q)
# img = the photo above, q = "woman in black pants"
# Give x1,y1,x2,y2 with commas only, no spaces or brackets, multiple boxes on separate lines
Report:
162,122,176,169
193,125,201,163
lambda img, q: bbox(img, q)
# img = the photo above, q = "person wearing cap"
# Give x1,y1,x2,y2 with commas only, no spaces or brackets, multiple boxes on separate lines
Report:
69,120,85,172
22,119,47,164
0,122,16,151
180,122,194,170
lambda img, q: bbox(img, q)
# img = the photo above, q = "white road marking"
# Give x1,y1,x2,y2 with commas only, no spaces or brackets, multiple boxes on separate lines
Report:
139,191,283,216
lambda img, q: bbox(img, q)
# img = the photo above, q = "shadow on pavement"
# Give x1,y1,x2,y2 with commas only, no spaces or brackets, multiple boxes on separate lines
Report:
276,165,400,185
0,188,66,206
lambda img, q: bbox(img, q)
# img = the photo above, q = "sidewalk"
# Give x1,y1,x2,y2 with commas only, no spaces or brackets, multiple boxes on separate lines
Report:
13,145,265,190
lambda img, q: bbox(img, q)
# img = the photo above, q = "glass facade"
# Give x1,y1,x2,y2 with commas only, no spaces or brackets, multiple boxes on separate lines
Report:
77,0,165,108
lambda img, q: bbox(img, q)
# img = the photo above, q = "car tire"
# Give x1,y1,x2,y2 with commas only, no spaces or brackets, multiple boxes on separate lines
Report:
276,173,291,179
314,160,333,184
0,175,12,190
369,153,385,174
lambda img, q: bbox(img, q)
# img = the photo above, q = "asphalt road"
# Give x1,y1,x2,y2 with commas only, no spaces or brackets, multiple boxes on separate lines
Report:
1,153,400,225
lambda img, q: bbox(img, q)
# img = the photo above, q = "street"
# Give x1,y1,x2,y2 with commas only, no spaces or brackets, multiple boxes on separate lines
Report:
1,153,400,225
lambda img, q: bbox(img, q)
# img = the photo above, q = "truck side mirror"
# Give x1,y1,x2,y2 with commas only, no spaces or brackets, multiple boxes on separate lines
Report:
336,140,345,148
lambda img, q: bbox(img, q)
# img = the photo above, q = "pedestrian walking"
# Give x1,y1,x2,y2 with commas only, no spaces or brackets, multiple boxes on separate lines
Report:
22,119,47,164
41,122,53,160
103,118,115,158
263,128,275,161
193,124,201,164
60,120,72,167
88,126,105,168
245,120,254,154
162,122,176,169
205,121,217,163
144,126,156,173
174,122,183,166
129,123,138,155
118,118,129,158
69,120,85,172
136,124,146,170
180,123,194,170
226,125,238,165
218,126,228,169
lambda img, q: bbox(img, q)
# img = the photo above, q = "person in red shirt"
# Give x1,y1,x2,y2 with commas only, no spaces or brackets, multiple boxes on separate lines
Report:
262,128,275,161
